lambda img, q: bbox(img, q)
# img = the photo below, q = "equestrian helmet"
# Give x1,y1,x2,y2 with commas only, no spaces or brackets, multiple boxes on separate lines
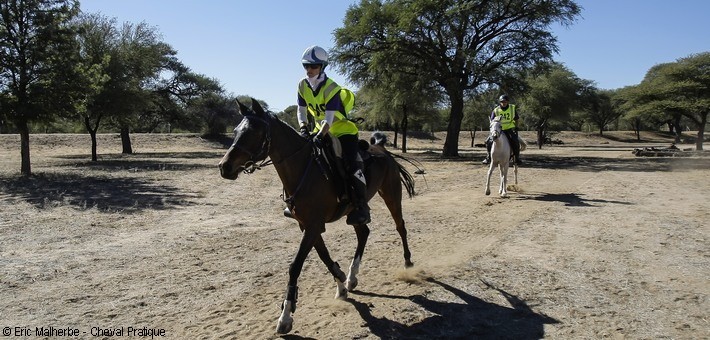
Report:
499,94,510,102
301,45,329,67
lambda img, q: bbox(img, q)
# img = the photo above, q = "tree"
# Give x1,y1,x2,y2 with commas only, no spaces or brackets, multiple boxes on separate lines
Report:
141,58,224,134
521,63,586,148
0,0,81,175
624,53,709,150
581,88,621,136
333,0,580,157
75,13,114,161
462,90,498,147
106,21,176,154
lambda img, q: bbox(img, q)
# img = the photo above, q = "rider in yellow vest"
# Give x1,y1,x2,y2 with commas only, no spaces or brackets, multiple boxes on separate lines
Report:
483,94,523,165
296,45,370,225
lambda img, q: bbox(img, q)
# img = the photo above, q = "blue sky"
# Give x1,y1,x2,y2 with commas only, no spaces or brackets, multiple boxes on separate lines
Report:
80,0,709,112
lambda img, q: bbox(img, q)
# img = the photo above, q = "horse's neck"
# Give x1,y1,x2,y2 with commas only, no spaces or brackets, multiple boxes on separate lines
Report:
268,119,312,192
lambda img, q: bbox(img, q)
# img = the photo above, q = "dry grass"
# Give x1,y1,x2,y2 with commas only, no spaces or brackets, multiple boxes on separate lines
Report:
0,131,708,339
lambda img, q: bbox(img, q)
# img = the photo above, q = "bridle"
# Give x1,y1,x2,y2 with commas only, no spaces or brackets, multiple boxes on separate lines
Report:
230,115,273,173
490,120,502,140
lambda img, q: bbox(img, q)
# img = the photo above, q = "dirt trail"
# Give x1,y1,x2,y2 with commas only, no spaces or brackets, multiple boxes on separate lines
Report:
0,132,707,339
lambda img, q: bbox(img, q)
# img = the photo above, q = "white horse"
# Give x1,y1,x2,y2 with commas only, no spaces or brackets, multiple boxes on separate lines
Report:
485,117,519,197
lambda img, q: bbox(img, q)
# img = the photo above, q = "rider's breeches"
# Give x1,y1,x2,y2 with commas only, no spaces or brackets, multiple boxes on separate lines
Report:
338,134,362,175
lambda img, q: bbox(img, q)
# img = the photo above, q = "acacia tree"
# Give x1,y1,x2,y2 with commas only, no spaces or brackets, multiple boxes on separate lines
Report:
0,0,81,175
624,53,709,150
333,0,580,157
581,88,621,136
102,21,175,153
521,63,586,148
75,13,115,161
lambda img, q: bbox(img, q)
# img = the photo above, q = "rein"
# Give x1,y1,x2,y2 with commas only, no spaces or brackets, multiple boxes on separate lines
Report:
231,114,318,207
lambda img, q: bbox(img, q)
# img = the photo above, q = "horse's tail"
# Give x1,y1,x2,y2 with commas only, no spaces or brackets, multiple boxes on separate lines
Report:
368,131,423,198
387,151,425,199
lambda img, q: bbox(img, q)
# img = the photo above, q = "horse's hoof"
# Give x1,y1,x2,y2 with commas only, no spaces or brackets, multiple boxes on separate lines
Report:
485,190,491,196
276,316,293,334
405,260,414,268
346,278,358,291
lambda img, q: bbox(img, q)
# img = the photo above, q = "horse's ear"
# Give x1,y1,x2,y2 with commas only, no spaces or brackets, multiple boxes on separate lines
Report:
236,99,252,116
251,98,265,116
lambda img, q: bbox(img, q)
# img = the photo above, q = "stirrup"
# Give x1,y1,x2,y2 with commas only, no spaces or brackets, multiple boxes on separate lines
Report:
283,207,294,219
482,158,490,164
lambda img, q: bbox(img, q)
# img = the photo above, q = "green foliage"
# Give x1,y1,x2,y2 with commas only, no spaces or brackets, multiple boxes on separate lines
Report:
0,0,82,174
521,63,587,130
622,52,709,148
333,0,581,156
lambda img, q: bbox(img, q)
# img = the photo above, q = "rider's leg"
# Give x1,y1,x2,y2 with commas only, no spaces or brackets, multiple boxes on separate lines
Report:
340,134,371,225
506,129,522,165
482,136,492,164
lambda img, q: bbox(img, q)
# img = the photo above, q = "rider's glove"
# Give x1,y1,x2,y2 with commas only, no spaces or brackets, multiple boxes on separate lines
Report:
299,125,309,138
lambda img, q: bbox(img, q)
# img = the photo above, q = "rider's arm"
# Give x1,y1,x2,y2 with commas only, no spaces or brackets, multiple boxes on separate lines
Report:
297,106,308,127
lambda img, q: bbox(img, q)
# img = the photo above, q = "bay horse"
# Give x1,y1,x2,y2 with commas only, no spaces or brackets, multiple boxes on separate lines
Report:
218,99,417,334
485,117,518,197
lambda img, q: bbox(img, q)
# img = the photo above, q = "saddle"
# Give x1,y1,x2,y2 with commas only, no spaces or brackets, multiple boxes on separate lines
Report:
313,135,381,212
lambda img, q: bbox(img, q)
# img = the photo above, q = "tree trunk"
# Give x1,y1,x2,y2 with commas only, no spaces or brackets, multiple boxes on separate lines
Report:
442,90,464,157
18,120,31,176
537,127,545,150
392,121,399,149
120,127,133,154
401,107,408,154
696,112,707,151
673,114,683,144
470,129,476,147
83,115,102,162
90,131,98,162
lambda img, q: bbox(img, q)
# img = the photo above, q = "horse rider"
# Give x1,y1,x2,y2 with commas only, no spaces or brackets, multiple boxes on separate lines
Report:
294,45,370,225
482,94,523,165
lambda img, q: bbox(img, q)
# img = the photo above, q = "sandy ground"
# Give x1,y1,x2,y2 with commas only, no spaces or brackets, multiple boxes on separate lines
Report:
0,131,708,339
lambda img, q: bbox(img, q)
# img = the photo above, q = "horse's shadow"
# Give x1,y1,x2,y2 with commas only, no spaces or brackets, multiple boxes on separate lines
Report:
346,277,558,339
518,192,633,207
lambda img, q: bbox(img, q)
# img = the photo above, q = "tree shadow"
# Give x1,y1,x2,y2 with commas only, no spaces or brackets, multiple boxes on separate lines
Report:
509,154,710,172
400,149,710,173
0,172,198,212
347,277,558,339
518,192,633,207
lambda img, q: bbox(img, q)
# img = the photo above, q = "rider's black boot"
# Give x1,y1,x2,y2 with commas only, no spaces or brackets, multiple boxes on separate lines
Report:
482,138,492,164
346,169,370,225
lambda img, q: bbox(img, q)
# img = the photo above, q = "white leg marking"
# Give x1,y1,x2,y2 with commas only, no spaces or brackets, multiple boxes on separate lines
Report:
276,300,294,334
335,279,347,300
346,257,361,291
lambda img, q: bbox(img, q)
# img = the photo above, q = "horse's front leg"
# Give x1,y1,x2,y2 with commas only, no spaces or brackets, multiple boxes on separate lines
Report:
312,233,348,299
513,163,518,185
499,163,509,197
276,228,319,334
345,224,371,291
485,163,495,196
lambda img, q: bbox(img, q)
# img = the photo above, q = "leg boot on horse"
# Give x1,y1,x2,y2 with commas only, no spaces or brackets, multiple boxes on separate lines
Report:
346,166,371,225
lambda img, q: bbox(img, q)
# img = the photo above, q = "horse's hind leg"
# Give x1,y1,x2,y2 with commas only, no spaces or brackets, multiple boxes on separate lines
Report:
346,224,370,291
312,234,348,298
381,189,414,268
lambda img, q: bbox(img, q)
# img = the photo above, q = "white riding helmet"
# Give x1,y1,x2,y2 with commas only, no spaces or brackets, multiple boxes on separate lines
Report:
301,45,329,68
